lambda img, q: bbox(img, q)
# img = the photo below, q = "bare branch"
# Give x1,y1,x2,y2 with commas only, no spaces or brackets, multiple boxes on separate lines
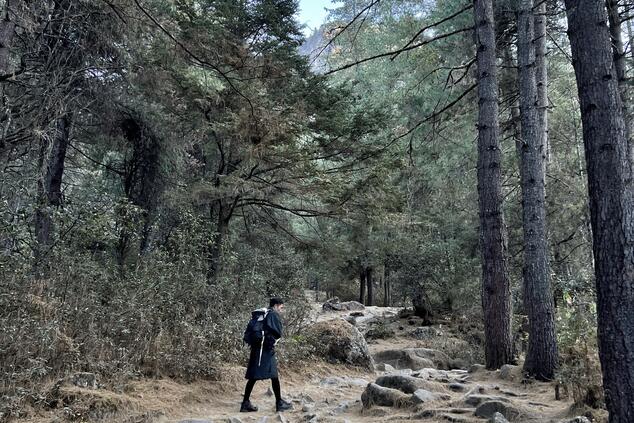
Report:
325,26,474,75
391,3,473,60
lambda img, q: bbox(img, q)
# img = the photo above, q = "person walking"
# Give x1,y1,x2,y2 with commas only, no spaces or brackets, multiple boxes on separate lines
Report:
241,297,293,413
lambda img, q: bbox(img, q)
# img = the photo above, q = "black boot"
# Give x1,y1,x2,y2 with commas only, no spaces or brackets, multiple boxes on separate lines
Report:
240,400,258,412
275,399,293,412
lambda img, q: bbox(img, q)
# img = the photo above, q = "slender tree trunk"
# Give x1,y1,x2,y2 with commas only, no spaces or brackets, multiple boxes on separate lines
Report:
366,266,374,306
34,115,70,269
517,0,558,380
474,0,514,369
535,0,549,164
207,201,229,282
384,267,390,306
606,0,630,135
565,1,634,420
359,267,366,304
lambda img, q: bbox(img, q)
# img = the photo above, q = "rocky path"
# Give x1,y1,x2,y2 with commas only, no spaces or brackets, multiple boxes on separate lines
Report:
170,302,593,423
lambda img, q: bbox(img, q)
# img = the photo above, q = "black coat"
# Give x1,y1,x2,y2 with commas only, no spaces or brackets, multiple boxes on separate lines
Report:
245,309,283,380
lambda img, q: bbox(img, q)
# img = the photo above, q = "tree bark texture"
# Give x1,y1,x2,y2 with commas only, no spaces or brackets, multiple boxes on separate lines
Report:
474,0,515,369
517,0,558,380
366,266,374,306
534,0,549,164
34,115,70,265
565,1,634,420
359,266,366,304
606,0,630,136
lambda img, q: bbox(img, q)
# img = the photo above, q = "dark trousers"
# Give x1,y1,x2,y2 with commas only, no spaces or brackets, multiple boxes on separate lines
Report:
243,378,281,402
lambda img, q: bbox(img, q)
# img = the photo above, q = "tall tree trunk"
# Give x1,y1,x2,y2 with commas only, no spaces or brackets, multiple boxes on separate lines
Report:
606,0,630,136
517,0,558,380
34,115,70,269
359,267,366,304
474,0,514,369
366,266,374,306
565,1,634,420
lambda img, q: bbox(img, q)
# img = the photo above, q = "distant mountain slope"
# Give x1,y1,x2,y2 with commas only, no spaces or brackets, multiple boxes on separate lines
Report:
299,26,330,73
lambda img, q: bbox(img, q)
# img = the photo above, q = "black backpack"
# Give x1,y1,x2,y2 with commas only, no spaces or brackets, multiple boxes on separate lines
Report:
243,308,269,346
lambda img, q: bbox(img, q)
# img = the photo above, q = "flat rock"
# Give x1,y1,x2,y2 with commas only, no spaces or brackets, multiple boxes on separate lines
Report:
347,377,369,386
361,383,412,408
448,382,468,392
322,297,365,312
372,349,435,370
465,394,510,407
559,418,591,423
320,376,347,387
375,374,446,394
320,376,368,388
375,363,396,372
414,368,468,382
411,388,450,404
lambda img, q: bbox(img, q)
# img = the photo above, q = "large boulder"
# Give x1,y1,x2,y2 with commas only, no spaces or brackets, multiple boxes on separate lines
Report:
322,297,365,312
306,319,374,369
361,383,412,408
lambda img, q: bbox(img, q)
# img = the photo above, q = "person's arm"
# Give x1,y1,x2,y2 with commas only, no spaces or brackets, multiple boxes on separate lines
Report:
266,311,283,339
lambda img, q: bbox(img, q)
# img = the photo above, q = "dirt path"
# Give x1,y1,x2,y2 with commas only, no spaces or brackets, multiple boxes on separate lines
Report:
166,307,587,423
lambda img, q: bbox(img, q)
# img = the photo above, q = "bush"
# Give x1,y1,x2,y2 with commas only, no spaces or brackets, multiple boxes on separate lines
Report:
0,226,313,420
556,298,604,409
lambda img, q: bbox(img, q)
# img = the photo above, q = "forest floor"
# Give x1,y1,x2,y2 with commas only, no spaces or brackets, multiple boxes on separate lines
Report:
19,303,603,423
